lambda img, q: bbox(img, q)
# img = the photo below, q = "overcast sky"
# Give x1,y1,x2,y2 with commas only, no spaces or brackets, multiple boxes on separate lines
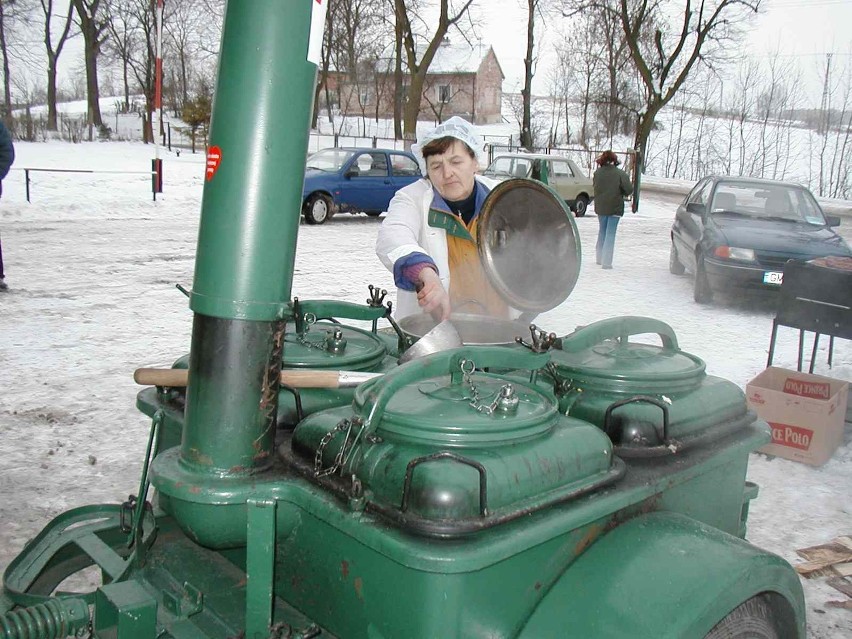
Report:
471,0,852,94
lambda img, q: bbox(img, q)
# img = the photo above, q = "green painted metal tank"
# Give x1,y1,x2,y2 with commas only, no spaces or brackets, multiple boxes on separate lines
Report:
1,3,806,639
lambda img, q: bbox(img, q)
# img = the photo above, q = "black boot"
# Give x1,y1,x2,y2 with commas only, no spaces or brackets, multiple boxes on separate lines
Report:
0,277,7,291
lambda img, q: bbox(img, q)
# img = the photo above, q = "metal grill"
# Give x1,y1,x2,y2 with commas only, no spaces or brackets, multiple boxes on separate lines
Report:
766,257,852,372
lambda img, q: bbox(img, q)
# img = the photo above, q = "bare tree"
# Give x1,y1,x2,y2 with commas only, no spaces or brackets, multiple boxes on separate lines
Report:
38,0,76,130
520,0,556,148
164,0,219,115
581,0,762,170
102,0,135,112
0,0,36,123
312,0,336,128
72,0,107,128
394,0,475,142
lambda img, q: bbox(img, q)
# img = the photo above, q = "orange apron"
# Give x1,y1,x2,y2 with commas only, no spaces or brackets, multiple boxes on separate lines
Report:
428,208,508,318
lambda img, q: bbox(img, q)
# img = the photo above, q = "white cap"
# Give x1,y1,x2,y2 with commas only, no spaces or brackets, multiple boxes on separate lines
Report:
411,116,485,175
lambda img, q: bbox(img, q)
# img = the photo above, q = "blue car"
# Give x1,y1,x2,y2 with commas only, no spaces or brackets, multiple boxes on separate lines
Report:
670,176,852,303
301,147,422,224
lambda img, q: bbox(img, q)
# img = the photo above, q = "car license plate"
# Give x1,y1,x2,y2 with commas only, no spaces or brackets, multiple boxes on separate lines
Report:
763,271,783,285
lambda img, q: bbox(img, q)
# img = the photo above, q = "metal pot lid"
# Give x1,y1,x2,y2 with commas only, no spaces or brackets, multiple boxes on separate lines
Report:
282,321,387,371
478,179,581,313
551,316,705,388
365,373,558,445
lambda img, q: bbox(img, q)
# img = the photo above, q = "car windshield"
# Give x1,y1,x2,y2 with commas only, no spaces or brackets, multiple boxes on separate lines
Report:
484,156,534,179
709,182,827,226
306,149,355,171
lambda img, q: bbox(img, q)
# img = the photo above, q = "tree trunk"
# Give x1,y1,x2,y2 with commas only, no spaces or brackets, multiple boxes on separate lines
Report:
0,3,11,124
402,72,426,143
520,0,535,149
47,58,59,130
84,37,103,126
633,104,661,173
73,0,104,128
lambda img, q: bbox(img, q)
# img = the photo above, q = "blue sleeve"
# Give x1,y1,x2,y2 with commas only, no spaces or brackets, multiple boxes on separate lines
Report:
393,252,437,291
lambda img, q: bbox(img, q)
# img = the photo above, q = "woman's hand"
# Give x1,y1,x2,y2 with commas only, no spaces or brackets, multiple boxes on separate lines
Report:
417,268,451,321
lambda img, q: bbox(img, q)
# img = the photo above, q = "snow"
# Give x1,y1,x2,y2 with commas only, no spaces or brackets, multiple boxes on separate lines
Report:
0,140,850,637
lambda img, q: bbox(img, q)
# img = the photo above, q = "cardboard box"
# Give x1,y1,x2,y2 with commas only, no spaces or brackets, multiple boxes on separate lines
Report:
746,367,849,466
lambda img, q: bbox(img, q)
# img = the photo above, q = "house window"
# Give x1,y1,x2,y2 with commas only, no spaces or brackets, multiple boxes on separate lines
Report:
438,85,451,103
360,88,370,105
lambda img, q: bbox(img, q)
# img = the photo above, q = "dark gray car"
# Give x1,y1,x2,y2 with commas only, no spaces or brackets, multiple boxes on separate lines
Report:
670,176,852,303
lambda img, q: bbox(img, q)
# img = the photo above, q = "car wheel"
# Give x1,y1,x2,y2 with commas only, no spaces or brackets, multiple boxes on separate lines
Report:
304,193,332,225
704,596,780,639
693,253,713,304
573,195,589,217
365,211,382,218
669,241,686,275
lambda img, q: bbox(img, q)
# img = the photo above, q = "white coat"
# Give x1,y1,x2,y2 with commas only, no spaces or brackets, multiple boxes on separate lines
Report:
376,176,499,319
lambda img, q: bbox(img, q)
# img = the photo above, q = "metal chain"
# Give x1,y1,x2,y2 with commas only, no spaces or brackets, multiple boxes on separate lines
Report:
459,359,501,416
293,313,328,350
314,418,359,478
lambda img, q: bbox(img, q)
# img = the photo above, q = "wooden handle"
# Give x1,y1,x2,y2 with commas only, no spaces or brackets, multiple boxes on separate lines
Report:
280,369,341,388
134,367,189,387
133,367,345,389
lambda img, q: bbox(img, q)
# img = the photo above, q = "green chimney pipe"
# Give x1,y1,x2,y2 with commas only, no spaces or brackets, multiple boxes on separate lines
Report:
180,0,317,476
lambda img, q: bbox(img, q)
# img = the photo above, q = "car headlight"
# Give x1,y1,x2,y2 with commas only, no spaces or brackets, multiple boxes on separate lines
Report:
713,246,755,261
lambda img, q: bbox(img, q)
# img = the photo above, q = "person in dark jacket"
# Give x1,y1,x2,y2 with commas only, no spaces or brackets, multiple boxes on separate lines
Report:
0,119,15,290
592,150,633,269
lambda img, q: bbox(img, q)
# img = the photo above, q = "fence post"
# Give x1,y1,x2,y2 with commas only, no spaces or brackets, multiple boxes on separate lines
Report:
25,169,30,203
152,159,164,201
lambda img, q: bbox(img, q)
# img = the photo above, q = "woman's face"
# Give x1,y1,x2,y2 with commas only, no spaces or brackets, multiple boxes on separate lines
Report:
425,140,479,202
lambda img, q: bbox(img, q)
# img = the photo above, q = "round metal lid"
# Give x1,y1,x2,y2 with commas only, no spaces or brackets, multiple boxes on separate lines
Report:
369,373,558,446
478,178,581,313
282,321,387,371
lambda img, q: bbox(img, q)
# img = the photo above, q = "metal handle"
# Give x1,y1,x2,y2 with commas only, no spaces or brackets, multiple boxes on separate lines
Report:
559,316,679,352
603,395,670,444
401,452,489,517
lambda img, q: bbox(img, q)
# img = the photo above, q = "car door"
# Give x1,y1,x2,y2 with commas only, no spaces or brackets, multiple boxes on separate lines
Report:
673,178,712,272
547,159,579,200
338,151,395,213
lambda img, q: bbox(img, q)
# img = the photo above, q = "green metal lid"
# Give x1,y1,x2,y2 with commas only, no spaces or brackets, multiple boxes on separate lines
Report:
478,179,581,313
552,317,705,390
369,372,558,446
282,321,387,371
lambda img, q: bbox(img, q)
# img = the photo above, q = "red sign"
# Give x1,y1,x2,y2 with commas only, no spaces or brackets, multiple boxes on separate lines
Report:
768,422,814,451
783,377,830,400
206,146,222,181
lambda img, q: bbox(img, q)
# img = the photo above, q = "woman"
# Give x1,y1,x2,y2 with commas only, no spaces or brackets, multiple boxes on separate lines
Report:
376,117,503,320
592,150,633,269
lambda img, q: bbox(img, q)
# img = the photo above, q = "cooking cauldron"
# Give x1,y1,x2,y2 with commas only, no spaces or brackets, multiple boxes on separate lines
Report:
397,312,531,346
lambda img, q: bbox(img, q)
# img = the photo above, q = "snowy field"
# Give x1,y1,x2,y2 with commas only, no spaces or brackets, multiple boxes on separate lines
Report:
0,141,850,637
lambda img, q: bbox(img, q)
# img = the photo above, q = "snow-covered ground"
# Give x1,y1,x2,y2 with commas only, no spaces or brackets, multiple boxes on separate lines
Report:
0,141,850,637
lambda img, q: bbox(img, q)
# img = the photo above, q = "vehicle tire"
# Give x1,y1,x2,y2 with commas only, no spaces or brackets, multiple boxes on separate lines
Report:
704,596,780,639
304,193,332,225
573,195,589,217
693,253,714,304
669,241,686,275
365,211,382,218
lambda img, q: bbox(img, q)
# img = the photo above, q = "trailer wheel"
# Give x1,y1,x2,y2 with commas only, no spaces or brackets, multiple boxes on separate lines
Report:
704,596,779,639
